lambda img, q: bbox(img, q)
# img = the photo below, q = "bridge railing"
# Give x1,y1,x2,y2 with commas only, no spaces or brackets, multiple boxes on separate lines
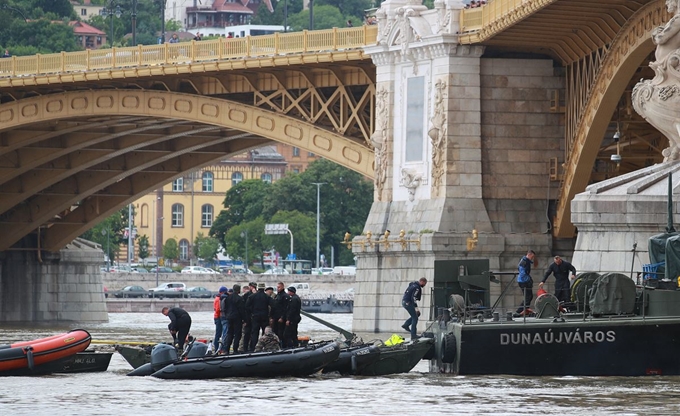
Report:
460,0,537,41
0,25,378,78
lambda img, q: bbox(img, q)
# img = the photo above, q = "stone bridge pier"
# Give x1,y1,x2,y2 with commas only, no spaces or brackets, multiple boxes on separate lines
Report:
0,239,108,324
354,0,565,333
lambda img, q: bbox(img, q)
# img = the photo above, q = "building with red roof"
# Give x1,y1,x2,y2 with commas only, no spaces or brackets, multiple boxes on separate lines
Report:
69,21,106,49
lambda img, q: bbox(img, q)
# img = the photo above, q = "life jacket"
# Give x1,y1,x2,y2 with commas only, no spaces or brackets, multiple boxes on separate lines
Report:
384,334,405,346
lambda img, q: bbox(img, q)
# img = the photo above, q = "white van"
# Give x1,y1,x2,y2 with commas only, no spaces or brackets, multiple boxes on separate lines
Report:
332,266,357,276
289,282,311,295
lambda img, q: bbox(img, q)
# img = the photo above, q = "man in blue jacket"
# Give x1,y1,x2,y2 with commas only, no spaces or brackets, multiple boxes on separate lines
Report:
516,250,536,315
401,277,427,340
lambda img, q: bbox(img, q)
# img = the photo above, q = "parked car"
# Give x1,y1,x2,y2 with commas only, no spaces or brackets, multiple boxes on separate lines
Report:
131,267,149,273
312,267,334,275
262,267,289,275
181,266,218,274
184,286,214,298
150,266,174,273
113,285,148,298
148,282,186,298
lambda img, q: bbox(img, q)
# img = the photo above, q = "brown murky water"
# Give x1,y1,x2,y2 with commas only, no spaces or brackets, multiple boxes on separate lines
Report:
2,312,680,415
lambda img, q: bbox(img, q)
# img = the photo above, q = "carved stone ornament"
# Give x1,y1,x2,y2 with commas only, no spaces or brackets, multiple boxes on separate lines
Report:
400,168,422,201
372,86,390,201
428,78,447,196
633,0,680,162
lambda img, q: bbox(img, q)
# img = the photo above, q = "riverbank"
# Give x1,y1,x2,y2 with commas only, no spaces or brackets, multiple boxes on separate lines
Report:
103,273,355,293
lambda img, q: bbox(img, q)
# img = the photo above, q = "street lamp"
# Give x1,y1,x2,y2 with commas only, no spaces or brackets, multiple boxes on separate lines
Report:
309,0,314,30
311,182,326,269
101,228,110,271
241,230,249,272
160,0,167,44
101,2,122,47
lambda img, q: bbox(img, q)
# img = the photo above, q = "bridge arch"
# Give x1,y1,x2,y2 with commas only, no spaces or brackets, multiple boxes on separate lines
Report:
0,90,374,251
555,0,670,237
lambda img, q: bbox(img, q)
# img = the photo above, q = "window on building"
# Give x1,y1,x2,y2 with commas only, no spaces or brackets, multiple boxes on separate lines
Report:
308,152,315,157
140,203,149,228
261,172,272,184
81,8,87,16
202,171,214,192
232,171,243,186
179,239,189,261
293,147,300,157
292,166,300,174
171,203,184,227
201,204,214,228
172,177,183,192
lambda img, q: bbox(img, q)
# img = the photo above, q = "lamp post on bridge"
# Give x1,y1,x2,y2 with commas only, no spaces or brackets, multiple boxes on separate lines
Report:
101,228,111,271
311,182,325,270
101,1,122,47
241,230,249,272
159,0,167,44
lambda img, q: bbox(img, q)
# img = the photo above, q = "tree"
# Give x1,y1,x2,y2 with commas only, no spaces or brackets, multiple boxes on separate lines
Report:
315,0,372,19
193,232,220,263
224,217,266,268
80,206,134,264
210,179,271,245
138,235,150,262
163,238,178,262
268,210,316,260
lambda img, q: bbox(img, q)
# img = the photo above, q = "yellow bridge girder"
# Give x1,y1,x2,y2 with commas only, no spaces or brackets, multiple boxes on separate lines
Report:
0,90,374,251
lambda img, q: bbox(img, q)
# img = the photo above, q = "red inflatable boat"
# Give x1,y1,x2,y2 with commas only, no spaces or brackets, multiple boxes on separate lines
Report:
0,329,92,376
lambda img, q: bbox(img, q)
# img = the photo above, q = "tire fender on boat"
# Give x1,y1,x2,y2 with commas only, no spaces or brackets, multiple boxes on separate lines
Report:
441,333,456,364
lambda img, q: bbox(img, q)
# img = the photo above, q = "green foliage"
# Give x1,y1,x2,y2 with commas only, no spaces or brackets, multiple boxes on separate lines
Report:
211,159,372,266
209,179,270,243
315,0,372,19
287,4,363,31
193,232,220,262
163,238,178,261
251,0,303,26
224,218,266,267
80,206,132,263
138,235,150,260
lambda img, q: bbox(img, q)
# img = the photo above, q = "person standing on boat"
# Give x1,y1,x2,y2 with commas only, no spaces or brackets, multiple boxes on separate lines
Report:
247,283,273,351
223,284,246,354
516,250,536,315
401,277,427,340
271,281,290,344
162,306,192,351
284,286,302,348
539,255,576,304
241,282,256,352
213,286,228,351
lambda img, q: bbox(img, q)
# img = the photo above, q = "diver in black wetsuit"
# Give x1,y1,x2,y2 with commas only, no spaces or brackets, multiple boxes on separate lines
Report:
162,306,192,350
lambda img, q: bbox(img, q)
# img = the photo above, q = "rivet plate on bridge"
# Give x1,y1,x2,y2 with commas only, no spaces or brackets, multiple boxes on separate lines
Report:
313,134,332,152
122,96,140,109
0,109,14,123
228,108,246,123
342,146,361,164
21,104,38,118
174,99,193,113
70,97,88,111
95,96,113,109
284,124,303,141
201,103,219,118
148,97,166,110
46,100,63,113
256,116,274,131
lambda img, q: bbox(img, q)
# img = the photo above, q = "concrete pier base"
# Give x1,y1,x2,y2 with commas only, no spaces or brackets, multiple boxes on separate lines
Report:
0,238,108,324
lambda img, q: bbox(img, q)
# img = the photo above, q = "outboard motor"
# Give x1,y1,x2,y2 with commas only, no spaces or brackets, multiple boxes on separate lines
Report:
127,343,178,377
150,343,179,371
185,341,208,359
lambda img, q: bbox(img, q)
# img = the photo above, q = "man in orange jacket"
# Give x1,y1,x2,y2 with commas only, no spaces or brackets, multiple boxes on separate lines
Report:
213,286,228,351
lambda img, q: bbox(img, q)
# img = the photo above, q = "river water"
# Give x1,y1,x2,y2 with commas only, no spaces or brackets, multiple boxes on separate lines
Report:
2,312,680,415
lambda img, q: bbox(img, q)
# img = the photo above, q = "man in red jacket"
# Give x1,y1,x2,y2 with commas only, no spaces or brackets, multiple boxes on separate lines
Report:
213,286,228,351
